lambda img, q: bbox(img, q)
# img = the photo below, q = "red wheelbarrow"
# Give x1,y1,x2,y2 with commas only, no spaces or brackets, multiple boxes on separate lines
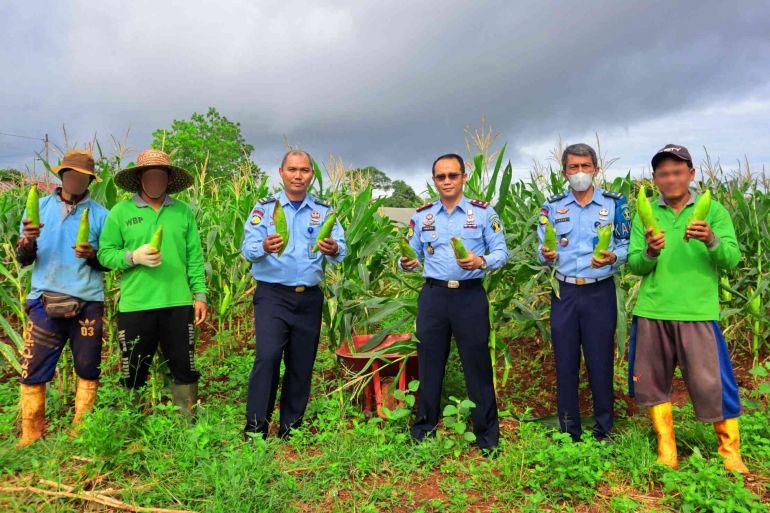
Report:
336,334,419,420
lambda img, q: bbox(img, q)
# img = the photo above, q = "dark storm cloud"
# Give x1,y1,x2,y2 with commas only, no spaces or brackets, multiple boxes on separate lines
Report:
1,1,769,177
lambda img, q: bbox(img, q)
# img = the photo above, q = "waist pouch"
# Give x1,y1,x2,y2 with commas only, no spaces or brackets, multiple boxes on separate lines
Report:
40,292,85,319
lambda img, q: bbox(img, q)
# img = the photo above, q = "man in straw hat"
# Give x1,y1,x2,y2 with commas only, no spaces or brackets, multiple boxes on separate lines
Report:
97,149,207,416
16,149,110,446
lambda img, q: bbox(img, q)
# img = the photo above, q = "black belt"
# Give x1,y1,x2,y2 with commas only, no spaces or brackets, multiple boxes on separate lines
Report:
426,278,483,289
258,281,320,293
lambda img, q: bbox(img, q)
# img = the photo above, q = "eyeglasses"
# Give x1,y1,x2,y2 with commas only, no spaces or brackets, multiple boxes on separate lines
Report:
433,173,463,181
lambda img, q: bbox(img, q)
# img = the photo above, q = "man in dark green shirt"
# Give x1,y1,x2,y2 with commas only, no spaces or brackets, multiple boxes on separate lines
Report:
98,149,207,415
628,144,748,474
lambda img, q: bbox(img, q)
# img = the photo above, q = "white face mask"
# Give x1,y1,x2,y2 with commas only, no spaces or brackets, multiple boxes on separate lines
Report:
567,171,594,192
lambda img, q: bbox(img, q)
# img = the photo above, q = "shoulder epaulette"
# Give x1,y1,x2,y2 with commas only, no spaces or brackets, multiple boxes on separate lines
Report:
547,192,567,203
469,198,490,209
602,190,623,200
258,196,276,205
314,198,331,207
416,202,433,212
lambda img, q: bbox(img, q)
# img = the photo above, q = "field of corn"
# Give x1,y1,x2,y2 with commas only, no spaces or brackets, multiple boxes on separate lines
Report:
0,130,769,512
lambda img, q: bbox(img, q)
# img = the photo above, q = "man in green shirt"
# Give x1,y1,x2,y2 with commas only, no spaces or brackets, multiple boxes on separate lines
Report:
98,149,207,415
628,144,748,474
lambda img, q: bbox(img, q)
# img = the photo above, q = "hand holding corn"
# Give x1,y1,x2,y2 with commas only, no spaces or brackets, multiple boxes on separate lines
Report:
72,242,96,259
591,250,616,269
398,236,420,270
456,253,483,270
21,219,44,250
316,237,339,256
400,256,420,271
540,246,558,262
262,234,285,254
684,220,715,245
132,244,161,267
645,227,666,257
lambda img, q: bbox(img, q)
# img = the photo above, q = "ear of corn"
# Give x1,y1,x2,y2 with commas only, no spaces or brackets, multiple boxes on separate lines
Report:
149,225,163,250
636,186,661,236
544,221,557,251
450,236,469,259
273,202,289,257
685,189,712,242
398,236,417,261
76,208,90,245
593,224,612,259
311,213,336,252
26,187,39,226
691,189,712,222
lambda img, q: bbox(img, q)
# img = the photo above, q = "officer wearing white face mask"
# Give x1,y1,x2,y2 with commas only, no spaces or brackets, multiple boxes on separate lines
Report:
536,143,631,443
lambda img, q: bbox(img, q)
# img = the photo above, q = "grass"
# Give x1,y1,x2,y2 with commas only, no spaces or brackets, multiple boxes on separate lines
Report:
1,325,768,512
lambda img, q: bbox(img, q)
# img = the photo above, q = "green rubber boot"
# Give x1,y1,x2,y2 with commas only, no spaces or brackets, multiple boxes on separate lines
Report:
171,382,199,418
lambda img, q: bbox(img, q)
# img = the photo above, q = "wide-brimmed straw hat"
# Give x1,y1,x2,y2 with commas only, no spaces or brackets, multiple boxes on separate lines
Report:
50,150,102,182
114,149,194,194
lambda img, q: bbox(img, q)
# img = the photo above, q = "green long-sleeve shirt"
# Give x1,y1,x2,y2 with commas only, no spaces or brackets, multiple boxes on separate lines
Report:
98,195,207,313
629,189,740,321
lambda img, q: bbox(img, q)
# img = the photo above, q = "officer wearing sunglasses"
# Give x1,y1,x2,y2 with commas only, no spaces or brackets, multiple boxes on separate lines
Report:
400,154,509,456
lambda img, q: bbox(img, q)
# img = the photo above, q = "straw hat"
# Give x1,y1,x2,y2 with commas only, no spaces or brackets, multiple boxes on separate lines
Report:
115,149,194,194
50,150,102,182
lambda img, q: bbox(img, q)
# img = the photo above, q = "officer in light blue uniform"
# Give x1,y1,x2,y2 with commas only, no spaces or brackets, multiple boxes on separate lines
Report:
537,143,630,443
401,153,509,453
241,150,346,441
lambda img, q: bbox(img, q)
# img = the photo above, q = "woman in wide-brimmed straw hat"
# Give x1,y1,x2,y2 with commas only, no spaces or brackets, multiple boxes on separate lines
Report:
99,149,207,417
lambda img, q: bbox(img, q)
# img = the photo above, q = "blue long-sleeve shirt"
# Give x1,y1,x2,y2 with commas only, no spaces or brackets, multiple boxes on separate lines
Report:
241,190,346,286
19,188,109,301
401,196,509,280
536,187,630,278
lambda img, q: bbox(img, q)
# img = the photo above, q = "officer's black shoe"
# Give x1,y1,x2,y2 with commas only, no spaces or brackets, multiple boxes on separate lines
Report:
481,446,500,459
410,429,437,444
595,433,615,448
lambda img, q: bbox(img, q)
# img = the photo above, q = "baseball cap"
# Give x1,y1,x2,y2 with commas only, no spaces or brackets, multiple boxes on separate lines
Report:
651,144,693,171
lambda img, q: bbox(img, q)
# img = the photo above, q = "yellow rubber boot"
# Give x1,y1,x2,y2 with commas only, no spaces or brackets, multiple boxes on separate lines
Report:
649,402,678,469
714,418,750,474
17,383,46,447
70,379,99,436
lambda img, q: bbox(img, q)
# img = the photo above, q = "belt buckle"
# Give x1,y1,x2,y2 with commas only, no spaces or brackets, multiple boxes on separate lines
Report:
575,278,586,286
447,280,460,289
295,286,306,293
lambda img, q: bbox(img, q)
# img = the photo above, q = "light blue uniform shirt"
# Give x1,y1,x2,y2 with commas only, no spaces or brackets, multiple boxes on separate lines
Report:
401,196,509,280
241,190,346,286
21,188,109,301
537,187,630,279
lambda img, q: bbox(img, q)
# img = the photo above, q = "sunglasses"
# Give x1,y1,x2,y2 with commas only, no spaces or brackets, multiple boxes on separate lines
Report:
433,173,464,181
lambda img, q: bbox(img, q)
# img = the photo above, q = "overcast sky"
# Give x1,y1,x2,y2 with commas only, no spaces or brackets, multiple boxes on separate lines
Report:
2,1,769,194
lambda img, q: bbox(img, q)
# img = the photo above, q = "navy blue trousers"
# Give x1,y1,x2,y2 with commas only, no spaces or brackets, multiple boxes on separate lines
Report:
20,299,103,384
245,283,323,438
412,282,499,449
550,277,617,442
